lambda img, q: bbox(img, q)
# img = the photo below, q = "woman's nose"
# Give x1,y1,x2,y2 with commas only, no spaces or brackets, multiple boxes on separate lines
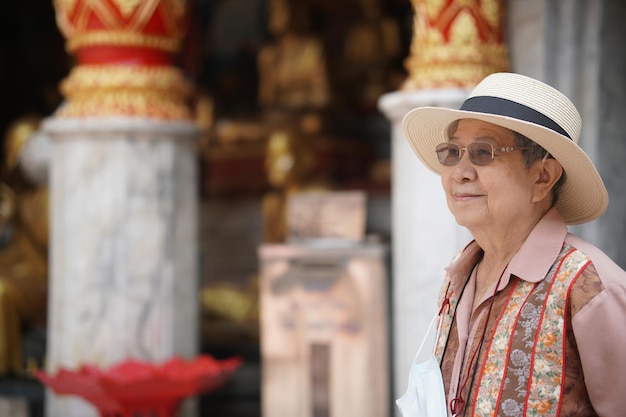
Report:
451,151,476,182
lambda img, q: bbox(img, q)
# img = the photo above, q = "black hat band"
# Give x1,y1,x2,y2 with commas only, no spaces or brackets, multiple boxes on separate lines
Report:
460,96,572,140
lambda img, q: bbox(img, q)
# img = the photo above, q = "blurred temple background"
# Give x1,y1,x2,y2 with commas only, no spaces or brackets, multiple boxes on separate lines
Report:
0,0,625,416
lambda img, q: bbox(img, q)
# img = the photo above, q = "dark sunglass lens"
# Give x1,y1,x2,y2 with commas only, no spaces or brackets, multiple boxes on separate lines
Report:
469,143,494,166
436,143,460,166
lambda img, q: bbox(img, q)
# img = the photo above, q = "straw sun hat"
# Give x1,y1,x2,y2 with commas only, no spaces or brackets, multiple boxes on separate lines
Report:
402,72,608,225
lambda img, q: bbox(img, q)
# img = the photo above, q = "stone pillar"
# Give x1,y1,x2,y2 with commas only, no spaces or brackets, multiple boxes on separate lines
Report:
378,0,508,411
379,90,471,413
506,0,626,266
44,1,199,416
597,0,626,268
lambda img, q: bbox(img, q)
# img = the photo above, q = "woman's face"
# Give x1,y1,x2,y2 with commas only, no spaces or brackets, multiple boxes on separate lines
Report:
441,119,540,232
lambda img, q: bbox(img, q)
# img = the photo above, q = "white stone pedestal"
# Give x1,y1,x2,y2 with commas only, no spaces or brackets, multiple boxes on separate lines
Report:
378,90,472,412
42,118,200,417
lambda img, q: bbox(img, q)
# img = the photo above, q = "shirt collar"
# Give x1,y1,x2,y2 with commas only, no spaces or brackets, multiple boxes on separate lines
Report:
507,207,568,282
446,207,568,289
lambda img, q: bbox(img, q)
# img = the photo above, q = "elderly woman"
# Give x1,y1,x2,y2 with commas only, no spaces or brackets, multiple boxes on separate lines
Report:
400,73,626,417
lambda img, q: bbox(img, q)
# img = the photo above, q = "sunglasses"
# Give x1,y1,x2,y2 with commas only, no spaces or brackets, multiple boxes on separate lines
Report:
435,142,539,166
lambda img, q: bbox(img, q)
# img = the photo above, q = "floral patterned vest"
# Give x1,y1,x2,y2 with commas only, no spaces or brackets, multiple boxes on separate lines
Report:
434,244,591,417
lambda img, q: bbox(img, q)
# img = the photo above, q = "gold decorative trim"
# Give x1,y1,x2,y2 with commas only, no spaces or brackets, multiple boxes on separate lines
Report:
66,30,181,52
54,0,187,46
61,65,189,89
404,45,508,66
112,0,142,18
403,45,508,89
56,90,192,120
403,0,509,89
57,65,192,120
402,63,506,90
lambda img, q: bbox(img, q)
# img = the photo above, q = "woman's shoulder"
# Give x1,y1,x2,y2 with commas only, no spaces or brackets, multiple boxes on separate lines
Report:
565,233,626,288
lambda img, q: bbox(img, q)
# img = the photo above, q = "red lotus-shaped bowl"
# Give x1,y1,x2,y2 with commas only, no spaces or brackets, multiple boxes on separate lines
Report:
37,355,242,416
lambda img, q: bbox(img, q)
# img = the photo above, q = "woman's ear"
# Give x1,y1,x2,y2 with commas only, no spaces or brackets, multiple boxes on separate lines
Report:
531,158,563,203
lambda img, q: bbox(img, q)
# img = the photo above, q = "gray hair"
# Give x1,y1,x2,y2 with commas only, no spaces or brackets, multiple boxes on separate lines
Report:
513,131,565,207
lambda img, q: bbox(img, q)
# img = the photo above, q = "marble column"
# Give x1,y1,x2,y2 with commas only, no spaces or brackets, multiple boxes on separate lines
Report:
507,0,626,268
44,1,200,416
507,0,603,245
378,91,471,410
380,0,509,410
43,118,198,417
597,0,626,268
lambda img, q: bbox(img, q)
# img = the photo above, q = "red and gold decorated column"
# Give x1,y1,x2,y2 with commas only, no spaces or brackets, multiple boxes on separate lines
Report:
402,0,509,89
53,0,192,119
44,2,200,416
378,0,507,404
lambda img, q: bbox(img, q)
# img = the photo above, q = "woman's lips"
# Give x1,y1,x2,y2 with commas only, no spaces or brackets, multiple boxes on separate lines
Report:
453,192,482,201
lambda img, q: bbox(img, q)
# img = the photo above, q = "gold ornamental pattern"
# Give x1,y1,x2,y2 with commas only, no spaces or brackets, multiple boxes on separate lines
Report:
111,0,142,17
53,0,188,52
403,0,509,90
57,66,192,120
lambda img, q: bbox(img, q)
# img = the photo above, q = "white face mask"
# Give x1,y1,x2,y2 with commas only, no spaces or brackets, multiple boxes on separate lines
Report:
396,314,447,417
396,353,447,417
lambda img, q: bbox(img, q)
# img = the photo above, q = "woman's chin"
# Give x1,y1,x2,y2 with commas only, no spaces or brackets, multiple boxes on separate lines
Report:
452,213,483,230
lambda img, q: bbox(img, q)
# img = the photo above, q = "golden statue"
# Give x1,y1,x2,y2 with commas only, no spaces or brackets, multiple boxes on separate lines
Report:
0,116,49,377
257,0,330,111
262,114,332,243
343,0,402,107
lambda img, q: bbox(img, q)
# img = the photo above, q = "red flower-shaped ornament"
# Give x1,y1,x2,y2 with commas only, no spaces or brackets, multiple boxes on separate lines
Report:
37,355,243,417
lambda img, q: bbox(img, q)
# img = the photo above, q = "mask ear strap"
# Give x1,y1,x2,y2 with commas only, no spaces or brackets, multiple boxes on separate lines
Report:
415,313,440,359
